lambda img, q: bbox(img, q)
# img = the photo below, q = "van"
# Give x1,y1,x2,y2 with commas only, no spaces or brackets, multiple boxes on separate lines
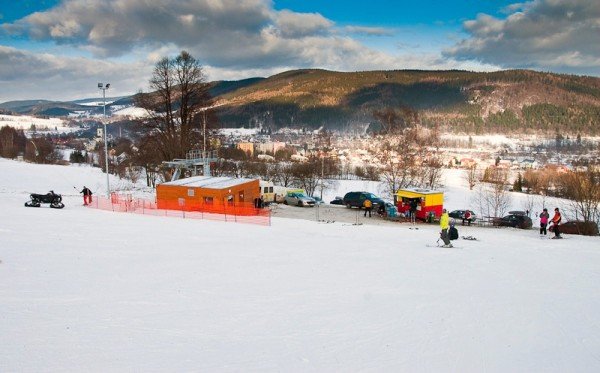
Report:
259,180,275,203
342,191,384,209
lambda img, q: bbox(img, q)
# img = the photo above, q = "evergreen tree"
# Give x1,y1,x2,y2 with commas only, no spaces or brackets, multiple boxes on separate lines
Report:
513,173,523,192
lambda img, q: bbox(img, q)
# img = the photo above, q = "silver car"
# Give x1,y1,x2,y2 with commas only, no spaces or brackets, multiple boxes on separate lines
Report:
283,192,316,207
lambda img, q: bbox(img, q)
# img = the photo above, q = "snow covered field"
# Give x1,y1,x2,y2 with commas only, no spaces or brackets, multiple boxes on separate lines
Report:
0,114,75,135
1,159,599,372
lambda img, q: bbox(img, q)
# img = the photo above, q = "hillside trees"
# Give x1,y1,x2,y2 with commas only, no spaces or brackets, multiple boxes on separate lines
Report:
135,51,214,163
372,106,418,135
0,126,26,159
558,170,600,224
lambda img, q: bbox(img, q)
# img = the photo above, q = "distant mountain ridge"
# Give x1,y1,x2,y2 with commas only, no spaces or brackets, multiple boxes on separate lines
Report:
213,69,600,134
2,69,599,134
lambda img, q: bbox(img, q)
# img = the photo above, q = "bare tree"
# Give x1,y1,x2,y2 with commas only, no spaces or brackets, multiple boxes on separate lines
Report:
474,167,511,218
419,157,444,189
522,193,535,216
132,135,164,187
561,170,600,224
135,51,212,162
291,161,320,196
272,162,295,187
379,126,440,196
464,165,478,190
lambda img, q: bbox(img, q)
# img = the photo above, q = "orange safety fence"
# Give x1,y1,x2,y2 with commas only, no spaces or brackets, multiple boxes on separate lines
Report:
86,193,271,226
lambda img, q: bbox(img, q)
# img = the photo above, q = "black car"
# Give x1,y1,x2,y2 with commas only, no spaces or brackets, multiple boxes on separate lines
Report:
330,196,344,205
448,209,477,222
493,214,533,229
342,191,385,209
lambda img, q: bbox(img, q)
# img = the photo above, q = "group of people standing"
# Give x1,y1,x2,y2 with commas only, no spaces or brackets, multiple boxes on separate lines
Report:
438,206,563,247
539,207,562,239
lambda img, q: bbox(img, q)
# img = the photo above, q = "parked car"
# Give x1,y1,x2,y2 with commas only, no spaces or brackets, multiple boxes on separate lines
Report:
448,209,477,222
493,214,533,229
330,196,344,205
550,221,599,236
342,191,385,209
283,192,316,207
311,196,324,205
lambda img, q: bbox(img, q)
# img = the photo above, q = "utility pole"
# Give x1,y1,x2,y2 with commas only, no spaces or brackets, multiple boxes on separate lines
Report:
98,83,111,198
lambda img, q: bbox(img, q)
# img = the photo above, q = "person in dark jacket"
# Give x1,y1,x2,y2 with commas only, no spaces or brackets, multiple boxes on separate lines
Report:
80,186,92,205
409,199,418,222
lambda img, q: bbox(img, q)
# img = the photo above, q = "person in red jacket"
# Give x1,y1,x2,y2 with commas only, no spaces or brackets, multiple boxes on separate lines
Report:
550,207,562,239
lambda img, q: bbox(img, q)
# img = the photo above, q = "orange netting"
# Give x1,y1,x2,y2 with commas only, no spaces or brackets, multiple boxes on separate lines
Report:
86,193,271,226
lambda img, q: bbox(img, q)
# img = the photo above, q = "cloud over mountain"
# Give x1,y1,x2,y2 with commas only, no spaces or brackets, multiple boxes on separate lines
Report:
445,0,600,75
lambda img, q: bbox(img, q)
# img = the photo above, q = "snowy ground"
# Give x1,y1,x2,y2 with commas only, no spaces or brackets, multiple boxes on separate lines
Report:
1,159,600,372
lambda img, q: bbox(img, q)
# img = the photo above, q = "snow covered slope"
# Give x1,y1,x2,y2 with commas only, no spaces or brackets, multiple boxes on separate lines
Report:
1,159,599,372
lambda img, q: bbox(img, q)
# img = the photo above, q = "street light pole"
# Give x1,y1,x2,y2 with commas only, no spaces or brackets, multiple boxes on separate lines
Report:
98,83,111,198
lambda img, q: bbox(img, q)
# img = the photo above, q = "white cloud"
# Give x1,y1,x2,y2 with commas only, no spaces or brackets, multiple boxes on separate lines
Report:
0,0,513,101
274,9,333,38
344,25,394,36
445,0,600,75
0,46,151,102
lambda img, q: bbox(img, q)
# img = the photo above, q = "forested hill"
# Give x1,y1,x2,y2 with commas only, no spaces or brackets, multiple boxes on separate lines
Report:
213,69,600,135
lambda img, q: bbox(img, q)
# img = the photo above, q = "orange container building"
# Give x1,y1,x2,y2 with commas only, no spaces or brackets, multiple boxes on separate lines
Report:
156,176,260,213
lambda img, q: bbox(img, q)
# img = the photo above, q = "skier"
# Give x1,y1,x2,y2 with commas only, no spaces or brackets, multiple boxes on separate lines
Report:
439,209,452,247
363,198,373,217
80,186,93,206
539,208,550,235
550,207,562,239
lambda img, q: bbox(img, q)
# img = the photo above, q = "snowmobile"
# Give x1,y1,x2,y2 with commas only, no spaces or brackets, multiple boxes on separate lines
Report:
24,191,65,209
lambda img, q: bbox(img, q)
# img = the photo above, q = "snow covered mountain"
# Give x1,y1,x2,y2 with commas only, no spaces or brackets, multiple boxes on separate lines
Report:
1,158,599,371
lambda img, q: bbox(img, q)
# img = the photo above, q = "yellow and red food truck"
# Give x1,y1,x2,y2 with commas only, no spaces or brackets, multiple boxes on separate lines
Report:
396,188,444,221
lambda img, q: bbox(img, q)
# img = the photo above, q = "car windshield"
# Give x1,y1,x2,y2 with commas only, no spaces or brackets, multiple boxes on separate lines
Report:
366,193,378,199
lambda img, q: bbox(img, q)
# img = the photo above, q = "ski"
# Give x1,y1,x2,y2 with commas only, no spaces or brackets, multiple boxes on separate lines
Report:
426,244,462,249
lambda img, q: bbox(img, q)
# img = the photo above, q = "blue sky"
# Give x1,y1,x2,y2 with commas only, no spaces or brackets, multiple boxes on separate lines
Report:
0,0,598,102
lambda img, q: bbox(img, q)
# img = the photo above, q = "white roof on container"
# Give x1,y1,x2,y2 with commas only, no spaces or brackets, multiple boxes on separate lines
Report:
161,176,257,189
397,187,443,194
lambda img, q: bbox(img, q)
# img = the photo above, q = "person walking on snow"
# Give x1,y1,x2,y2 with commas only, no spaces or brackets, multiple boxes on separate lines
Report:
539,208,550,235
80,186,92,206
363,198,373,217
551,207,562,239
440,209,452,247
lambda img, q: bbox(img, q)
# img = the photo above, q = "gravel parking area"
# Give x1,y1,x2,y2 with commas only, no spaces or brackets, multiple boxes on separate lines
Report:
268,202,411,226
